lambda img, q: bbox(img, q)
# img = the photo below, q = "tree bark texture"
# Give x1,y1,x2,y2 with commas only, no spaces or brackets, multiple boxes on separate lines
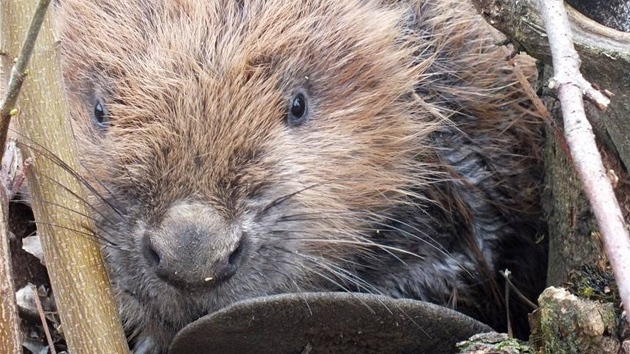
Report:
0,190,20,354
2,1,128,353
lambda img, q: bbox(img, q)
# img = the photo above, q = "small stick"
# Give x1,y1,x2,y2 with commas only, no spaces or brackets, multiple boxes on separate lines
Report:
540,0,630,317
500,269,538,311
0,0,52,153
0,2,52,352
504,270,512,337
31,284,57,354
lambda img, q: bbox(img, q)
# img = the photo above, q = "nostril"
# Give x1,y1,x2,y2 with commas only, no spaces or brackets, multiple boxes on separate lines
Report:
141,219,247,287
142,235,160,268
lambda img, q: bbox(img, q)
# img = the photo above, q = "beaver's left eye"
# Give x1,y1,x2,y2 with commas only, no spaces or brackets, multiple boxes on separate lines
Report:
93,99,109,129
287,92,308,127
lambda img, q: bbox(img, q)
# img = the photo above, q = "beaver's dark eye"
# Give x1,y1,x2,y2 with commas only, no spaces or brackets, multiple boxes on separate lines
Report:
93,100,109,128
287,92,308,127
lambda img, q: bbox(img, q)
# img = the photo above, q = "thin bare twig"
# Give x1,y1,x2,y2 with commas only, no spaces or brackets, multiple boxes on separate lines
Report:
0,1,52,351
500,269,538,311
503,270,512,337
31,284,57,354
540,0,630,317
0,0,52,153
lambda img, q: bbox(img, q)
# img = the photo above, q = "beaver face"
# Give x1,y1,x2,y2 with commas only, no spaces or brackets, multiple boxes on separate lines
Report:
58,0,440,349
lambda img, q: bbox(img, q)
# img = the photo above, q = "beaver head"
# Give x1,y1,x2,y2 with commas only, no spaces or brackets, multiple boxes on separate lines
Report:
57,0,447,350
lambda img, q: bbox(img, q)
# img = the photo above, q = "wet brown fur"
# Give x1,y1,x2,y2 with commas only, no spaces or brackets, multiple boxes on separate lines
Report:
55,0,545,351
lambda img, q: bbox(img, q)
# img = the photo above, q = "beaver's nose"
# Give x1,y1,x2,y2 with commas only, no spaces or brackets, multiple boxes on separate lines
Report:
142,202,247,289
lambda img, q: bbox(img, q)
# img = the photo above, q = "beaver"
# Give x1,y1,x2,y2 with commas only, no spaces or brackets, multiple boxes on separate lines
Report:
54,0,546,352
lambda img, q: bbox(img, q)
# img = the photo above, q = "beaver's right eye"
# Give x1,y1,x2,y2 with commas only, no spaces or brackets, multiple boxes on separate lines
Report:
93,100,109,128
